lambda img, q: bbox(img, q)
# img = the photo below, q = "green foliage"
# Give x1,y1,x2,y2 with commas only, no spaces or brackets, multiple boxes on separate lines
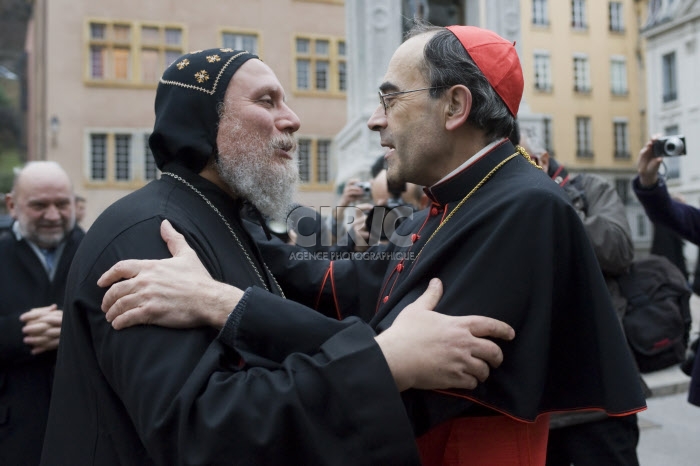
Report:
0,85,9,107
0,148,20,194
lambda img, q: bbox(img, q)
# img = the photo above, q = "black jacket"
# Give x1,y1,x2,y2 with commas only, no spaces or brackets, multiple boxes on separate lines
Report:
0,226,84,466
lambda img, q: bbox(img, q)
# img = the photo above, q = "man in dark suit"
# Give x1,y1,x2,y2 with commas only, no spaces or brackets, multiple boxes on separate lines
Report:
0,161,83,465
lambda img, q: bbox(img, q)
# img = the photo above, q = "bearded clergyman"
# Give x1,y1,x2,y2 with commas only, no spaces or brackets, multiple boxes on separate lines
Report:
40,48,515,466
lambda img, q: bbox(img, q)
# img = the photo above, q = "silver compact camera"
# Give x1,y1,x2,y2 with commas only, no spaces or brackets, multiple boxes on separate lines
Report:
355,181,372,202
356,181,371,194
653,135,686,157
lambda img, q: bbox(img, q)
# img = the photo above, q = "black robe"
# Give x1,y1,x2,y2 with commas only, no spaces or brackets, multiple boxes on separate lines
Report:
41,163,419,466
254,140,647,435
0,226,84,466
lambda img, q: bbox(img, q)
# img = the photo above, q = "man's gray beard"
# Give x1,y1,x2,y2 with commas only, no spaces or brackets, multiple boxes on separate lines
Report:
216,121,299,222
18,218,73,249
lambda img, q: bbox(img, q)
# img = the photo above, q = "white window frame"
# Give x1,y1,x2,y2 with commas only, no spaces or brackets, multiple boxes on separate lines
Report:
534,51,552,91
573,53,591,93
576,116,593,158
572,0,587,29
609,1,624,32
662,51,678,103
610,55,628,95
613,118,630,159
533,0,549,26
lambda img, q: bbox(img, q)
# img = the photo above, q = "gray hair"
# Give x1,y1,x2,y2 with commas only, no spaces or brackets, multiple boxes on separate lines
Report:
405,22,515,142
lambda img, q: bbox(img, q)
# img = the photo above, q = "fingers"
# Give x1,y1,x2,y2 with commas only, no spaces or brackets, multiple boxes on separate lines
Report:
97,259,149,288
20,304,57,322
23,310,62,354
102,278,139,315
25,336,60,355
468,339,506,371
111,308,151,331
411,278,443,311
161,219,192,257
462,315,515,341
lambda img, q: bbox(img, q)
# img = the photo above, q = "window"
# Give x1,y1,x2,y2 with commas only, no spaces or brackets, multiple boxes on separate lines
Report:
87,129,158,185
533,0,549,26
613,119,630,159
221,31,259,55
636,213,648,237
576,116,593,158
573,54,591,93
86,20,185,85
294,36,346,95
662,52,678,103
114,134,132,180
401,0,463,33
534,52,552,91
297,137,333,186
609,1,624,32
572,0,587,29
614,178,629,205
144,135,158,181
90,134,107,180
337,41,347,91
610,56,628,95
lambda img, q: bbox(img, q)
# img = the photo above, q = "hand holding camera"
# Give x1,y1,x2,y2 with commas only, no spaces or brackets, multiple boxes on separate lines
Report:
638,135,688,188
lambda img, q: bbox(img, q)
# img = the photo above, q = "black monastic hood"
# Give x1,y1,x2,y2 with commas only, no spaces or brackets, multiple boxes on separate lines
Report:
149,48,259,173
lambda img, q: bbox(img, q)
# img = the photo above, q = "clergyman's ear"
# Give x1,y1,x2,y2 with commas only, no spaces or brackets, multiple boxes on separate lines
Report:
445,85,471,131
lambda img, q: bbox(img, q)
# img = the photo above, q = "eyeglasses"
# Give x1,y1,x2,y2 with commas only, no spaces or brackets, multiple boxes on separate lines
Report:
378,87,445,114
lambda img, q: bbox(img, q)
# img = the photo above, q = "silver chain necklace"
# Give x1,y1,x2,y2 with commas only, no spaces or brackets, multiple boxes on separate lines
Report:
162,172,285,298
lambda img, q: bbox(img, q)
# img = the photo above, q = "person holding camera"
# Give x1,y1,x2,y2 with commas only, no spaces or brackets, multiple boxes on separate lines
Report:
633,135,700,408
333,155,425,250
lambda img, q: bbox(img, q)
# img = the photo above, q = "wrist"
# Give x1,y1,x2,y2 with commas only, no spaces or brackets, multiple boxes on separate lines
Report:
636,175,660,190
374,332,412,392
208,282,244,329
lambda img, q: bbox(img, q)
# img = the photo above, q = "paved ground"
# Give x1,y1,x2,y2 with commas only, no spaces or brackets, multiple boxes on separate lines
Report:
637,387,700,465
633,293,700,465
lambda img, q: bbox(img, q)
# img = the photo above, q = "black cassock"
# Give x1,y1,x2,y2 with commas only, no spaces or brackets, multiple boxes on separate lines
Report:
253,140,647,460
41,162,420,466
0,226,83,466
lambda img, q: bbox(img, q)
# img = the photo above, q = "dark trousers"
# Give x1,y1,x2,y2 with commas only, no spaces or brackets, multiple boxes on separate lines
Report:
546,414,639,466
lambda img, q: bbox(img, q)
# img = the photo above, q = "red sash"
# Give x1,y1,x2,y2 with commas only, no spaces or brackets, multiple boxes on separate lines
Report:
416,414,549,466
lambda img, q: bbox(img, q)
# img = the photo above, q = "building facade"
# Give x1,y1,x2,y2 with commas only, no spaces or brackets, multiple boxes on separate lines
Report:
336,0,651,247
25,0,346,227
518,0,652,248
642,0,700,262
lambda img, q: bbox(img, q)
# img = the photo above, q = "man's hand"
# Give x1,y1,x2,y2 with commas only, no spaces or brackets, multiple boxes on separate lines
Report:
350,203,373,252
20,304,63,355
375,278,515,392
337,178,367,211
637,137,663,187
98,219,243,330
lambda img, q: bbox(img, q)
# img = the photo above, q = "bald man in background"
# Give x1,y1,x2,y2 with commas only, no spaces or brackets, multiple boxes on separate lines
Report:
0,161,83,465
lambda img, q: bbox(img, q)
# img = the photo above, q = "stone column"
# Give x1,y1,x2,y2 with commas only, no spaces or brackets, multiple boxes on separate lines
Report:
334,0,403,185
